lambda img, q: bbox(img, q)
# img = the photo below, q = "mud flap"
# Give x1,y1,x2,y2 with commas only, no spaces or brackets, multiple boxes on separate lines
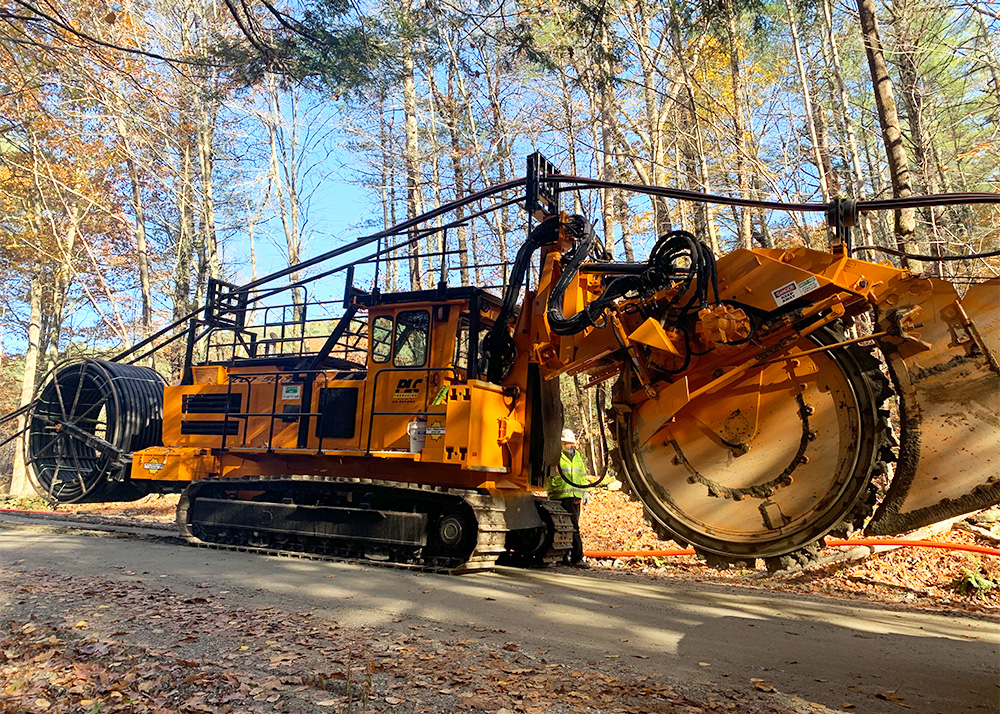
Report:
868,277,1000,535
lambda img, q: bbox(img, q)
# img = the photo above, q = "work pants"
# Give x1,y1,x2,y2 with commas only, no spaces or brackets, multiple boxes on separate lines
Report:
557,496,584,564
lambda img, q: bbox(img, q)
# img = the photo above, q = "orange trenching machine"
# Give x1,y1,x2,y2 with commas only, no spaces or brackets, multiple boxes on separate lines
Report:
23,154,1000,571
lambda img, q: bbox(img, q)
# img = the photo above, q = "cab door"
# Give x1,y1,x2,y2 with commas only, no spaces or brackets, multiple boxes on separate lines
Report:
367,308,433,452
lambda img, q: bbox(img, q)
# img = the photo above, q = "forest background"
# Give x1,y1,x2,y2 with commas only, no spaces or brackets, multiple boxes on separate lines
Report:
0,0,997,493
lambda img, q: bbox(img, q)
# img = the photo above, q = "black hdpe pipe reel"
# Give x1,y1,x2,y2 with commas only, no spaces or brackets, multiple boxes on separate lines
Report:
27,359,166,504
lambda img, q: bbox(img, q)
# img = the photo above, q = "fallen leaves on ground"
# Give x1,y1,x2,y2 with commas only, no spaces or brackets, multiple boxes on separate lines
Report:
581,490,1000,613
1,494,180,524
0,567,832,714
3,490,996,712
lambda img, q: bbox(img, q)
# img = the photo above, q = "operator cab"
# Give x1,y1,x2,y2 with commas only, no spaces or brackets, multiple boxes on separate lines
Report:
162,279,511,465
357,286,504,453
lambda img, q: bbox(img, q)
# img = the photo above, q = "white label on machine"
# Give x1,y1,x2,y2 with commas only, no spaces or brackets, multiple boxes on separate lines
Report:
772,276,820,307
281,385,302,401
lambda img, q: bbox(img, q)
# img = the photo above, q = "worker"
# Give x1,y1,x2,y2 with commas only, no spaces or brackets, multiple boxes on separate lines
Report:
547,429,589,568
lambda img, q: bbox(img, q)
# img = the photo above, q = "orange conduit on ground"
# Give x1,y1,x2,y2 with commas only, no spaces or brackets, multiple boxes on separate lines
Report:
585,538,1000,559
585,548,696,558
827,538,1000,557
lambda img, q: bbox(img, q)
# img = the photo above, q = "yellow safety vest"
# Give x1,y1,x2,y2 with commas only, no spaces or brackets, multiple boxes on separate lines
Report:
548,449,588,499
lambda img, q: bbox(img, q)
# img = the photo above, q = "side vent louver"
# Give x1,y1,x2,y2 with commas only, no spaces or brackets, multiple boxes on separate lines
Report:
182,393,242,414
181,420,240,436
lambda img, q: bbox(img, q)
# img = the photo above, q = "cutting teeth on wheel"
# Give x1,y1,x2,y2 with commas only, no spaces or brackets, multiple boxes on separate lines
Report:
614,323,897,571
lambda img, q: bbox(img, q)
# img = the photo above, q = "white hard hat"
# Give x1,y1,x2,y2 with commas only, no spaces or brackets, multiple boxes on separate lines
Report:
561,429,577,443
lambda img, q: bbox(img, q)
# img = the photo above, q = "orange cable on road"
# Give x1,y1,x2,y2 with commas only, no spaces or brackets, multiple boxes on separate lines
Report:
585,538,1000,559
826,538,1000,557
585,548,696,558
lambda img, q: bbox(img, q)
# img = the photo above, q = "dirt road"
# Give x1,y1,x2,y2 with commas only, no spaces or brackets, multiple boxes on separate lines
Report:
1,521,997,713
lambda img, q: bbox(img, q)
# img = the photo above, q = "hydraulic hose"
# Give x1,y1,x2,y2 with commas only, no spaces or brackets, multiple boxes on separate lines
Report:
482,216,562,382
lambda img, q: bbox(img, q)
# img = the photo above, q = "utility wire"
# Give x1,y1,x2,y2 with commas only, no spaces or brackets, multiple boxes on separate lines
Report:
851,245,1000,261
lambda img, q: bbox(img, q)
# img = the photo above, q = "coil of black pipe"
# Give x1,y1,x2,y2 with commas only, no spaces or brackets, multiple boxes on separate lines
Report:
27,359,166,504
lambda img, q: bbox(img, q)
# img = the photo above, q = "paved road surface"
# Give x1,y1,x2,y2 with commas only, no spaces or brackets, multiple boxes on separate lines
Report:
1,524,997,713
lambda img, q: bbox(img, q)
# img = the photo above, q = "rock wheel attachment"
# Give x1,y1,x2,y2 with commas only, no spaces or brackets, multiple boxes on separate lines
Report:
616,326,893,568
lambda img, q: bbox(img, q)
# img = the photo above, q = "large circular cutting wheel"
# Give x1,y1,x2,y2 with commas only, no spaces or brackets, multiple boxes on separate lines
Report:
617,327,889,561
27,359,166,504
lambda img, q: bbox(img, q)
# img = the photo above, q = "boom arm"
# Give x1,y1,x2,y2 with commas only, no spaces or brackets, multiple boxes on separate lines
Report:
524,216,999,566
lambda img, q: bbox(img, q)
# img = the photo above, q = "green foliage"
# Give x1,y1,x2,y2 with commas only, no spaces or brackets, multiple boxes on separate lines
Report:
213,25,380,94
951,566,996,599
208,0,386,93
0,495,53,511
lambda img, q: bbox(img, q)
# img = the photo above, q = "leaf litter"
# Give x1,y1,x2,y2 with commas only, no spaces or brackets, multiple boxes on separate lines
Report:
2,566,844,714
3,491,999,713
581,491,1000,613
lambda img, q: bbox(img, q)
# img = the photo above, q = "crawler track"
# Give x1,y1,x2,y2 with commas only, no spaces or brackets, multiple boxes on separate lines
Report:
1,478,575,576
177,476,512,574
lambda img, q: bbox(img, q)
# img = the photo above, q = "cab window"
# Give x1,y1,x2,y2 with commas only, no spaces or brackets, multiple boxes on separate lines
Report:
371,315,393,363
394,310,429,367
453,314,470,375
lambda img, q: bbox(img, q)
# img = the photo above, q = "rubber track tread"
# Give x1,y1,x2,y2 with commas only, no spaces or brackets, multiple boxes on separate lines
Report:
537,500,575,566
177,475,508,575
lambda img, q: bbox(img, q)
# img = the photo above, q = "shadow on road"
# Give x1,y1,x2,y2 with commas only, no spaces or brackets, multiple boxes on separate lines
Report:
3,528,998,714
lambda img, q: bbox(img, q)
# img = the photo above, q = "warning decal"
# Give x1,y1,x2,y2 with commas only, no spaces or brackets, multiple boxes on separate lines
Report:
772,275,820,307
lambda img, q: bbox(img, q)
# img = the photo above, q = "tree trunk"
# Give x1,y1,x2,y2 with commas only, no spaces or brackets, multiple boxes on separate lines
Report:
196,99,220,307
46,208,78,371
113,117,153,337
445,58,470,286
784,0,830,201
723,0,753,249
441,27,489,285
599,80,619,257
377,88,398,293
175,138,195,318
485,68,511,284
859,109,895,250
623,0,672,236
671,18,719,254
973,9,1000,124
856,0,916,259
27,134,74,370
266,80,306,322
402,34,424,291
425,57,447,288
810,90,840,196
891,0,943,269
9,273,42,497
821,0,874,246
125,155,153,335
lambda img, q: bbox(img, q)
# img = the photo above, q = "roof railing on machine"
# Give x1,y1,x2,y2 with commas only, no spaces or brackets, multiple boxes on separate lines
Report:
105,152,998,380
